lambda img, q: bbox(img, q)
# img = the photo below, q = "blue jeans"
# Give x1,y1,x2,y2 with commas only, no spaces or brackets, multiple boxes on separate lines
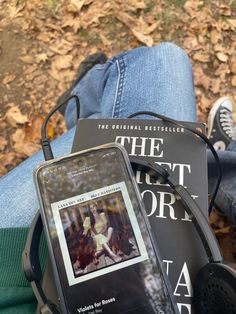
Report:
208,141,236,224
0,43,235,227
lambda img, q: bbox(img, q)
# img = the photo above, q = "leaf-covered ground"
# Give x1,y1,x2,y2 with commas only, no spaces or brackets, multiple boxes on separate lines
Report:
0,0,236,261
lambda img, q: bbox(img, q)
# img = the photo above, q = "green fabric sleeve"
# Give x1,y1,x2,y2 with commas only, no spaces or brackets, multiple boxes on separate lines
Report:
0,228,47,314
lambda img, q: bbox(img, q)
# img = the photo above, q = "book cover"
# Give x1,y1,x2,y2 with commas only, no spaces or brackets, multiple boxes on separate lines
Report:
72,118,209,314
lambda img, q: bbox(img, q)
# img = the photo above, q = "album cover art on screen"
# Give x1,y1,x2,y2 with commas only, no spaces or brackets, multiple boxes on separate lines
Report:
51,182,149,286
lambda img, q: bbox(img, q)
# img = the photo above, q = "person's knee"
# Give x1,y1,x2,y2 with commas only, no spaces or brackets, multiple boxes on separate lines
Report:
153,42,190,62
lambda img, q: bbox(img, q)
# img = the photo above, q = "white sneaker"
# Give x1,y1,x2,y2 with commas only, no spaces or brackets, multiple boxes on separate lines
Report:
207,96,236,151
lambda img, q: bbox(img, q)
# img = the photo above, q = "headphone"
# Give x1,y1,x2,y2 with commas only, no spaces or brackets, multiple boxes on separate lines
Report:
22,158,236,313
22,95,236,313
131,159,236,314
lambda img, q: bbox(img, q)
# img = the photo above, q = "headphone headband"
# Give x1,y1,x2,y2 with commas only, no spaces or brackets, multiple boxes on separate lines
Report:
130,158,222,263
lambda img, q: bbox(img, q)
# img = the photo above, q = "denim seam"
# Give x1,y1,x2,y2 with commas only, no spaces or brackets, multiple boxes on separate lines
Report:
112,57,126,118
111,60,121,118
218,185,233,204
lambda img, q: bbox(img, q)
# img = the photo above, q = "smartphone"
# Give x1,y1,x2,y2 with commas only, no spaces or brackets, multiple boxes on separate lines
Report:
34,143,179,314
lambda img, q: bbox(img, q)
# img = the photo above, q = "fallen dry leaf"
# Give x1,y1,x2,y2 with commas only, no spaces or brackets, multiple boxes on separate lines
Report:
218,232,236,262
12,129,41,157
230,56,236,74
209,208,225,226
232,75,236,87
52,55,73,70
84,0,94,4
127,0,146,10
49,67,75,82
116,12,154,46
184,0,201,16
5,106,29,127
13,140,41,156
78,0,108,27
8,2,25,18
215,226,232,235
11,129,25,144
194,65,211,90
184,36,199,51
36,53,48,63
24,117,44,142
62,16,81,32
23,65,38,75
210,29,222,45
0,136,7,151
131,29,153,46
37,33,51,43
49,39,74,56
216,52,228,62
99,33,112,47
219,4,231,16
19,55,35,64
193,52,210,63
2,74,16,85
214,43,227,52
227,18,236,29
70,0,85,12
197,93,212,111
0,164,7,177
44,23,63,32
210,78,221,94
215,63,230,79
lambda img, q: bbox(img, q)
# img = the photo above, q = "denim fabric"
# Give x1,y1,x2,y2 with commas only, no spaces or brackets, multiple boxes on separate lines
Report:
0,127,76,227
0,42,235,227
65,43,196,128
208,141,236,224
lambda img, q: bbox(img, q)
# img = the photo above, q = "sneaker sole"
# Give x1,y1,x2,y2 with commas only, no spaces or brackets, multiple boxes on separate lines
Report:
207,96,233,138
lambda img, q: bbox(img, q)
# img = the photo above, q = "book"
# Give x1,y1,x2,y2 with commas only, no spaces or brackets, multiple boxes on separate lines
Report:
72,118,209,314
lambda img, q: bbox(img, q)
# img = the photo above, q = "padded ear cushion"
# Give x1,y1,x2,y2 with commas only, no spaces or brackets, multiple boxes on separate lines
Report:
193,263,236,314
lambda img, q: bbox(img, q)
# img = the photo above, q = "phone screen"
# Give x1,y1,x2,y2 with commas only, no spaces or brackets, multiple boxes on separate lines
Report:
35,145,178,314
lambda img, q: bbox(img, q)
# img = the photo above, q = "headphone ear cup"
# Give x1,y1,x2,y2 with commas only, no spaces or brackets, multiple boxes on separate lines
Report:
36,258,59,314
193,263,236,314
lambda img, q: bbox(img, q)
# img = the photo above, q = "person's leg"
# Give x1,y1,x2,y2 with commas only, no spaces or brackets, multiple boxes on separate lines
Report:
102,243,122,262
0,43,196,228
208,144,236,225
106,227,113,242
0,127,76,227
65,43,196,129
207,96,236,224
